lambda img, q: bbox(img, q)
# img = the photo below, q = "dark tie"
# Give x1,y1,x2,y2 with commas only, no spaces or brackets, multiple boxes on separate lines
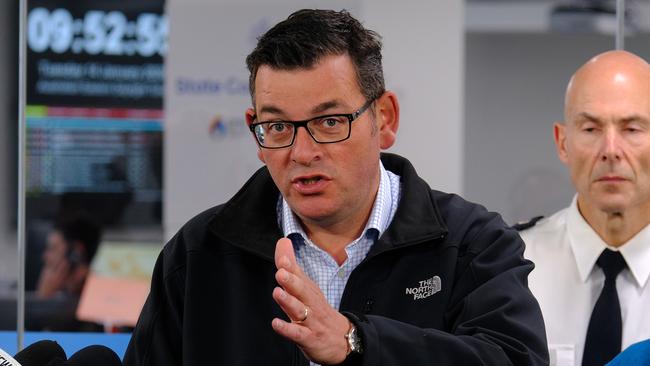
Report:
582,249,627,366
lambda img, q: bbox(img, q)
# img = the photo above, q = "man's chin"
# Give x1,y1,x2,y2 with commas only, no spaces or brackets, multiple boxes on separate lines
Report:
595,198,630,215
289,200,337,223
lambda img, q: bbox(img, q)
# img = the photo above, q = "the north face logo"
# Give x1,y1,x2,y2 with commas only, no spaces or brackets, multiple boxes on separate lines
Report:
405,276,441,300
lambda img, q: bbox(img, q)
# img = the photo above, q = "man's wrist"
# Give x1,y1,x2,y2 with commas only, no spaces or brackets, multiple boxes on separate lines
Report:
338,315,363,366
344,321,363,355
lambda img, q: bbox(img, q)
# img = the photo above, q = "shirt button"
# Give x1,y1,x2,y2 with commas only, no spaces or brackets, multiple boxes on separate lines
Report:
337,269,346,278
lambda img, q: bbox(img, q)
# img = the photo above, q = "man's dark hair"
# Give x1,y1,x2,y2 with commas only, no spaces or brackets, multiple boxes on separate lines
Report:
54,213,102,264
246,9,385,104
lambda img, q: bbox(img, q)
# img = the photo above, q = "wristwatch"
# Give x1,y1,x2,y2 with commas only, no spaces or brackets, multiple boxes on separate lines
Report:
345,322,363,355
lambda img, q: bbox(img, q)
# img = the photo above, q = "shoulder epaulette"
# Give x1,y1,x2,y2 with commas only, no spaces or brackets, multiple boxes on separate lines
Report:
512,215,544,231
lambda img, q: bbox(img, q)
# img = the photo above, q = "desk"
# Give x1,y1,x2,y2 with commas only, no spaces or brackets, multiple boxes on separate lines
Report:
0,331,131,359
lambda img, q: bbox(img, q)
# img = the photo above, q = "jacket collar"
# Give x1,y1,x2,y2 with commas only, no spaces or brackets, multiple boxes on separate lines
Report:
208,153,448,262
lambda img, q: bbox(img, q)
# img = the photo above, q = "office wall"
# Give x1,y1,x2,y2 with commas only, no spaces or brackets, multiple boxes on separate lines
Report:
365,1,464,196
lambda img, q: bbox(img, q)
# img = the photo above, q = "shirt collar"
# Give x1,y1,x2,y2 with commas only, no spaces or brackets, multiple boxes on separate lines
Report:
280,161,393,242
619,223,650,288
568,194,650,288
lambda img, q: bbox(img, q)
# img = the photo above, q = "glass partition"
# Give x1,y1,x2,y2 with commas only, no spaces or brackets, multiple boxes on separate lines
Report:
1,0,166,351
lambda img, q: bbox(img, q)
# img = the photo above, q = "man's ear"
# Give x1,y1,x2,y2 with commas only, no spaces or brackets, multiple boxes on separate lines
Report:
245,107,256,128
554,122,569,164
245,107,265,163
374,91,399,149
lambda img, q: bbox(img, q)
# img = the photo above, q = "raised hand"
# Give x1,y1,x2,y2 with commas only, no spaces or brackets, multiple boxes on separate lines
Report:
271,237,352,364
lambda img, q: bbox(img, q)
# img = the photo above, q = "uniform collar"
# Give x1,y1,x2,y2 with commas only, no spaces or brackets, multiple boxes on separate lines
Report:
568,195,650,288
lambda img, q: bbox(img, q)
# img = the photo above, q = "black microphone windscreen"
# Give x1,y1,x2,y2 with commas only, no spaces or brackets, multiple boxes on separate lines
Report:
14,340,67,366
66,345,121,366
43,357,66,366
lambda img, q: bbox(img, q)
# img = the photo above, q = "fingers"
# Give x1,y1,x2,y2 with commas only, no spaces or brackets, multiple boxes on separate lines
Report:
271,311,350,365
271,317,310,343
275,266,307,295
272,286,309,323
271,237,351,364
271,283,313,351
274,237,319,318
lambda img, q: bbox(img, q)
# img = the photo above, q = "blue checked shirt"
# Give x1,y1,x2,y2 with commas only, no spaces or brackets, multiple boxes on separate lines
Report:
278,162,401,311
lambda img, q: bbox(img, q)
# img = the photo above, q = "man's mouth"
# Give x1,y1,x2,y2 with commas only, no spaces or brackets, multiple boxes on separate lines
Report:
291,175,329,193
300,177,322,185
597,176,626,182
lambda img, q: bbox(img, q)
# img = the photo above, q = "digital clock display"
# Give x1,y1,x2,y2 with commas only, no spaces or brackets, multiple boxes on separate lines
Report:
28,7,167,57
26,0,166,109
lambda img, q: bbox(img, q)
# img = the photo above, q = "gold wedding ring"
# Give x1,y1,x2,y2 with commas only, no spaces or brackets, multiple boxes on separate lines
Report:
294,307,309,324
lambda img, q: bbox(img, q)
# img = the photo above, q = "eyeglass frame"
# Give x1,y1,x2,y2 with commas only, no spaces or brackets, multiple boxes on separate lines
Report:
248,98,375,149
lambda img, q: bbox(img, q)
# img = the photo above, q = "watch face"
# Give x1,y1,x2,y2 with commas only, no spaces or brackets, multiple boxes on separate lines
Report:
348,326,363,354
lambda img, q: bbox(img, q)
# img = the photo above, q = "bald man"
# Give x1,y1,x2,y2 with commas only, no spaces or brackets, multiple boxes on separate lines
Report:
521,50,650,366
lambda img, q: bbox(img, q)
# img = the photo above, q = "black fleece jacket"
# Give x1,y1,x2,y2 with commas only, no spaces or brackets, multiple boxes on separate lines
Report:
123,153,549,366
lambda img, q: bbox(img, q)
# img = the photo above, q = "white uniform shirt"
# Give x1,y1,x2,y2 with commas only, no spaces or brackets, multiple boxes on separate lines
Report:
522,195,650,366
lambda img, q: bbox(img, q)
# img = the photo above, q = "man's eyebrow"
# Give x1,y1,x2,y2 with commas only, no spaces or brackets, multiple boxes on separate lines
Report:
619,114,650,124
310,100,344,115
575,112,650,125
573,112,604,127
257,100,346,119
576,112,600,123
258,105,284,116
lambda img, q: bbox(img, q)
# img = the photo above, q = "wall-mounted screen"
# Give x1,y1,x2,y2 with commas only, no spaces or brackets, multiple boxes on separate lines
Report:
25,0,166,229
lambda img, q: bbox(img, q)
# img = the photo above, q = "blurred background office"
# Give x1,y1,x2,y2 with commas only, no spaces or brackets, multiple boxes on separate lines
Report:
0,0,648,340
0,0,164,333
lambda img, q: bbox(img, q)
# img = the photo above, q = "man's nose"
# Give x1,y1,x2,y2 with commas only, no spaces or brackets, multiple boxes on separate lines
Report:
599,128,622,162
290,126,321,166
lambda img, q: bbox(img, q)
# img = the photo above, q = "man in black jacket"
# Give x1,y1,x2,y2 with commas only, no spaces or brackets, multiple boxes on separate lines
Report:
124,9,548,365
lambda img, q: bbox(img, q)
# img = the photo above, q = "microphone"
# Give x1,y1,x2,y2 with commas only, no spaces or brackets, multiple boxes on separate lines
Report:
1,347,21,366
45,345,121,366
0,340,68,366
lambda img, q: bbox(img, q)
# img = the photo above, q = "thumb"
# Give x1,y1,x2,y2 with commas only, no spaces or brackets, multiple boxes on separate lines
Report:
274,237,300,274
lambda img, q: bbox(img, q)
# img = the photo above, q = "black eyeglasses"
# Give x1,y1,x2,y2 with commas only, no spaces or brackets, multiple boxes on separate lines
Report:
249,99,374,149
